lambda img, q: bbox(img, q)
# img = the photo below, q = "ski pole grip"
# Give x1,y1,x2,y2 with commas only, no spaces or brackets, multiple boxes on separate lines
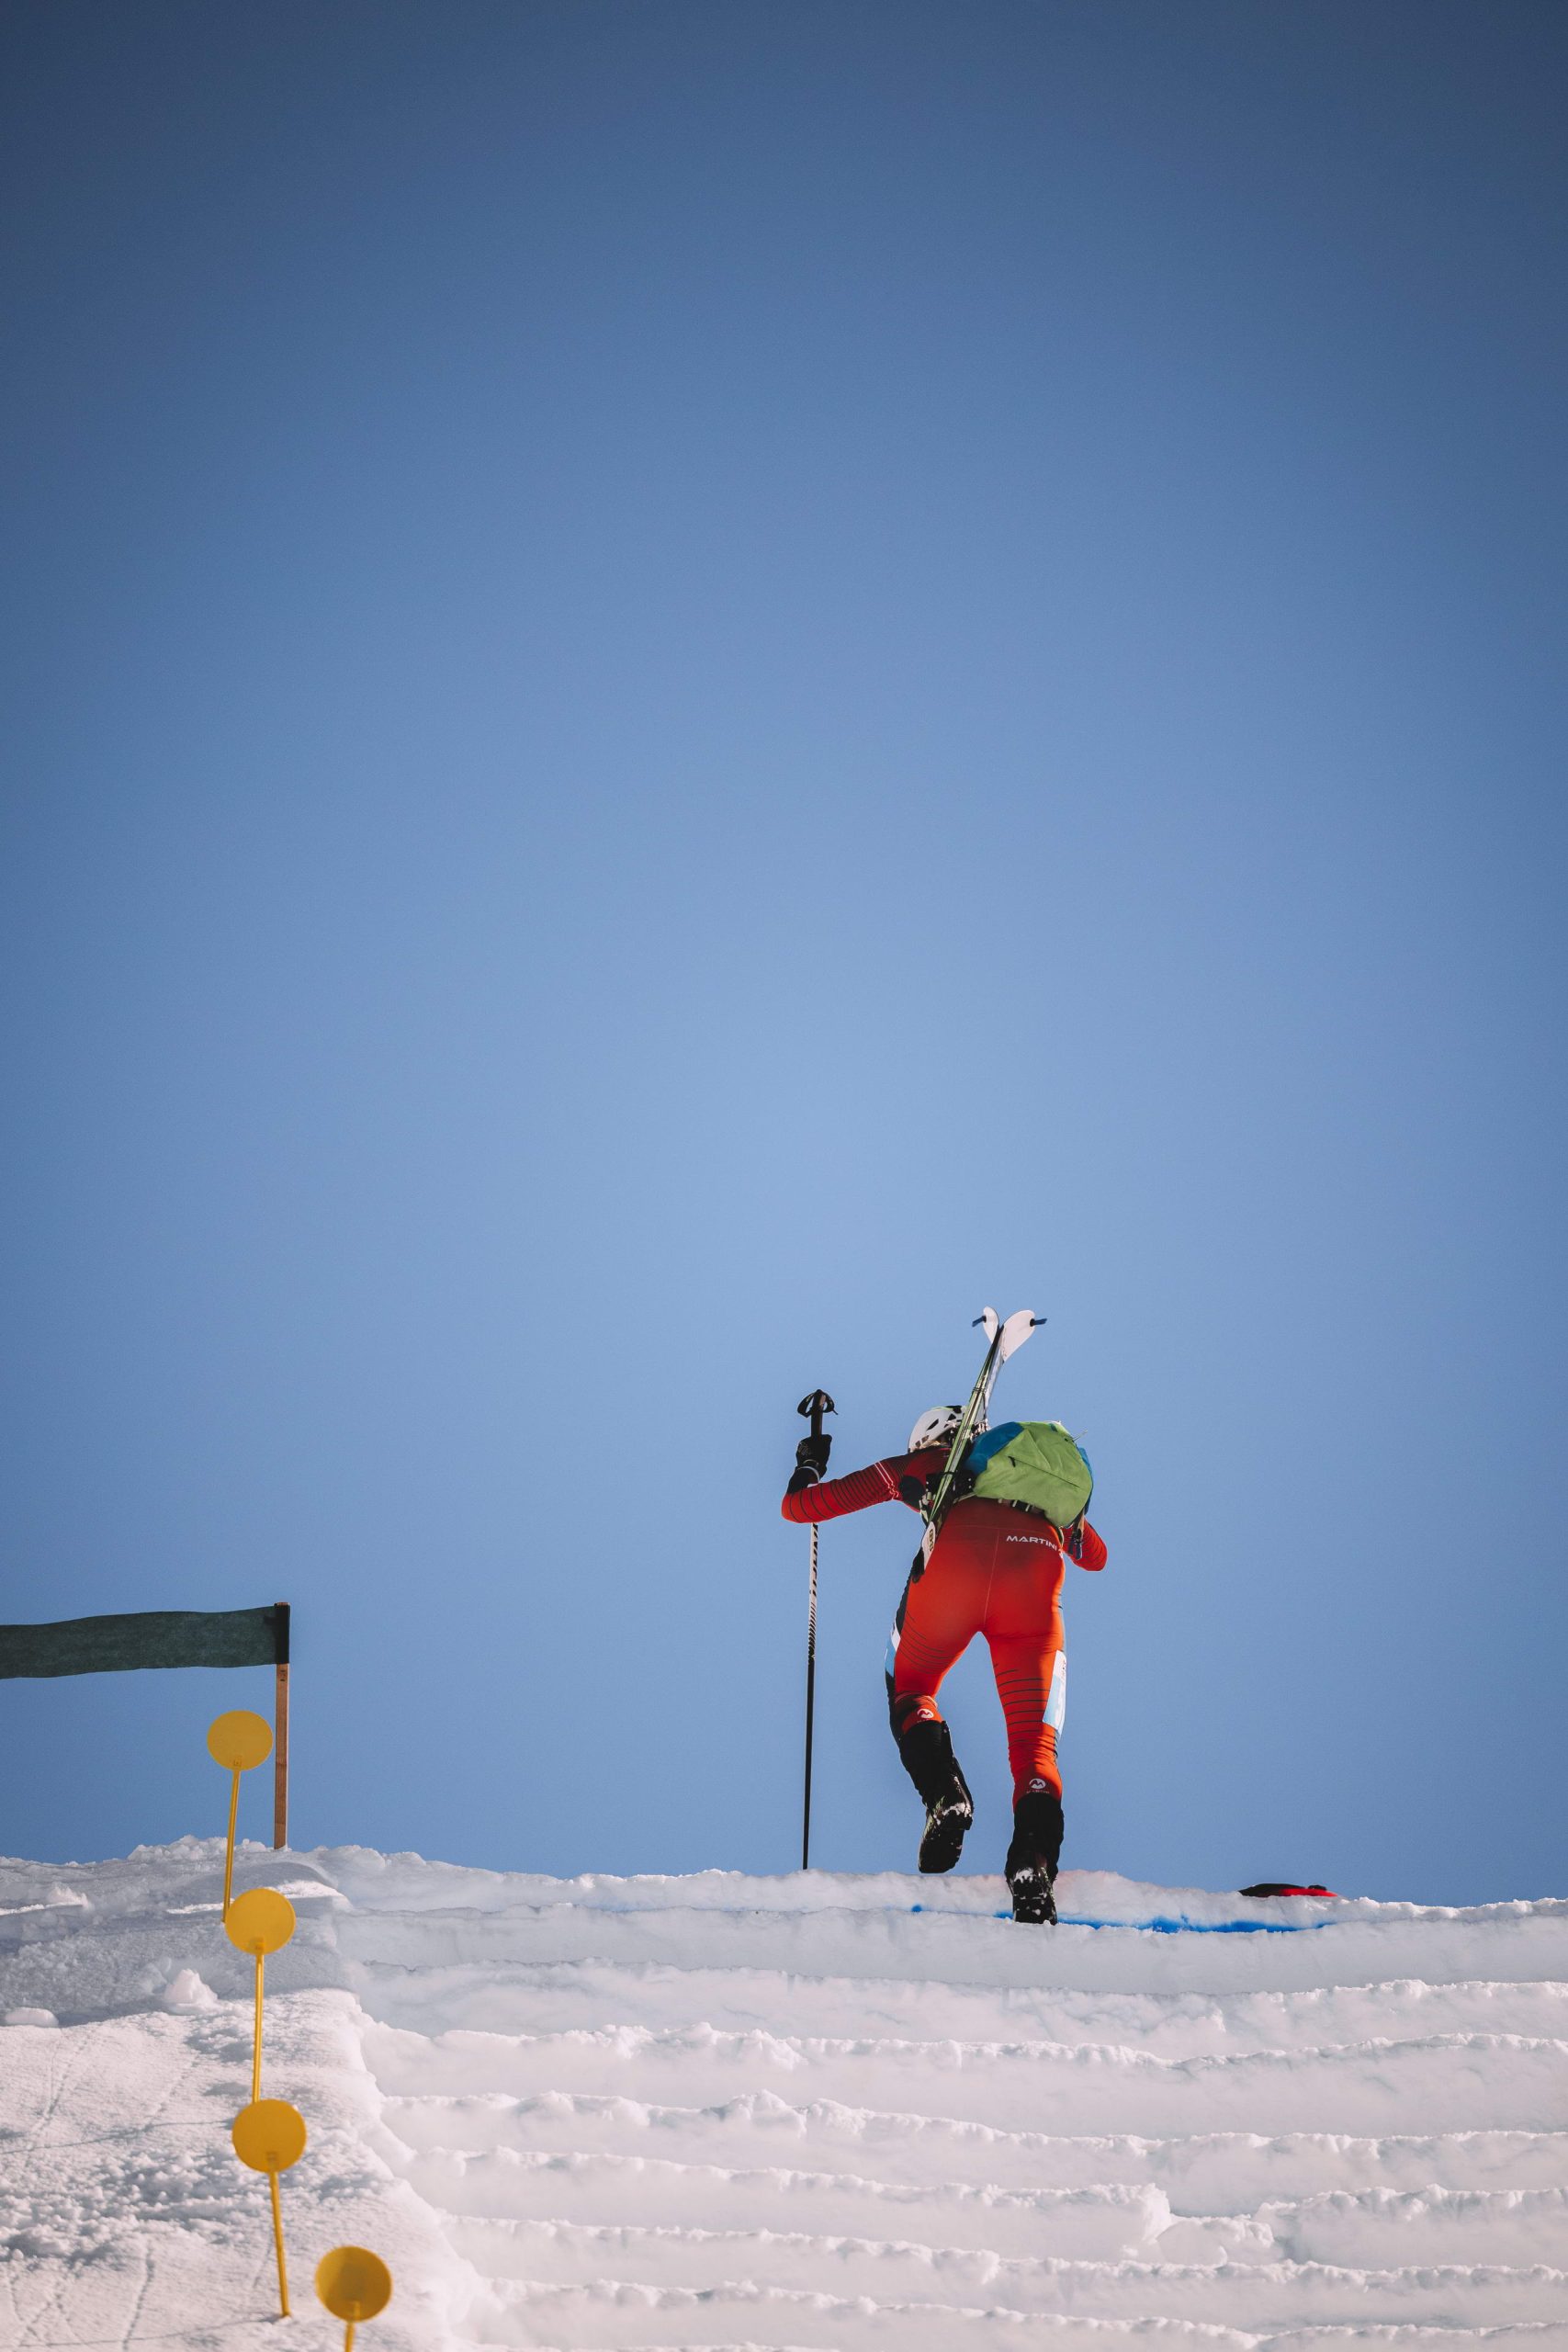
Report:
797,1390,836,1440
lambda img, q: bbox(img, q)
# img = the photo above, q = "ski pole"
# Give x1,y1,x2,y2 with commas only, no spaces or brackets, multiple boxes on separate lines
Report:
795,1389,835,1870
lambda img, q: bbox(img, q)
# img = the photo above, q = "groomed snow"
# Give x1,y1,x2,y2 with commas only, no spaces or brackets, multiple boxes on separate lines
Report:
2,1843,1566,2348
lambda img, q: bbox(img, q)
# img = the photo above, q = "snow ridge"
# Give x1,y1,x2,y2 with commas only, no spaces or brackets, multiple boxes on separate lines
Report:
2,1843,1565,2349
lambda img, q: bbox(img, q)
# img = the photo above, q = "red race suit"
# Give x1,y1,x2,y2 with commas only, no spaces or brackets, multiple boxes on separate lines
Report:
783,1449,1106,1803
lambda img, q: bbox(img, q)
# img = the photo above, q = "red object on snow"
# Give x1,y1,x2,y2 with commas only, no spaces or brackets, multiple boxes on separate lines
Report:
1239,1883,1340,1898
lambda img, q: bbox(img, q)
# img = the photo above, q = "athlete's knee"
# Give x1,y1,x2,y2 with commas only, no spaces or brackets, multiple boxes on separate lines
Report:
889,1689,943,1741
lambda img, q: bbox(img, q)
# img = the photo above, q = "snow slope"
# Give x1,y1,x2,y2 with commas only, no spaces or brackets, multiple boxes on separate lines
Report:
3,1842,1566,2348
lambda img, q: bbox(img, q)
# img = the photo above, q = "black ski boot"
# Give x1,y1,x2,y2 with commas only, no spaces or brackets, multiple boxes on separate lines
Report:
897,1717,975,1874
1006,1782,1064,1924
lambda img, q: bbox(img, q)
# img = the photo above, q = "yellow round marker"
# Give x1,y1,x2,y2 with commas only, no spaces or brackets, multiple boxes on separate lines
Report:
208,1709,274,1920
231,2099,307,2173
316,2245,392,2348
224,1888,296,1955
225,1889,296,2099
207,1710,273,1770
232,2100,307,2315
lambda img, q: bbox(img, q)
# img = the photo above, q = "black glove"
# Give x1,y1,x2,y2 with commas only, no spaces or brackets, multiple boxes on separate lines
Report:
799,1420,831,1476
897,1474,929,1508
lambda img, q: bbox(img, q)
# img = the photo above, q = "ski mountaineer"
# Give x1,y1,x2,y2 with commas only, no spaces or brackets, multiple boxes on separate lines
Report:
781,1409,1106,1923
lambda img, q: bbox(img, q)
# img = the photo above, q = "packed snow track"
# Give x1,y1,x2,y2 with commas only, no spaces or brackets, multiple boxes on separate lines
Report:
3,1845,1566,2348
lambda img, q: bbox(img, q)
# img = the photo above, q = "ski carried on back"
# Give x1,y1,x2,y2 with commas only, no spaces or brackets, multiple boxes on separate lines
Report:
919,1307,1042,1563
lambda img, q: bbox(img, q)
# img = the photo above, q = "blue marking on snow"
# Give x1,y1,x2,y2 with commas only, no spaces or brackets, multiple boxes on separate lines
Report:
1071,1915,1328,1934
909,1905,1329,1932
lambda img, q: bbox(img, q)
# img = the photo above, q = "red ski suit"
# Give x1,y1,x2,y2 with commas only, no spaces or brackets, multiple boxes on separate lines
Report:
782,1450,1106,1804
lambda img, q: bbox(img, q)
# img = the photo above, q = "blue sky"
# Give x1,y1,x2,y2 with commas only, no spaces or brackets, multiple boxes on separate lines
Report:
2,1,1563,1904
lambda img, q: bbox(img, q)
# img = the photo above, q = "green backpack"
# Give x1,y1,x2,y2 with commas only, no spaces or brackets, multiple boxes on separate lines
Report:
964,1420,1093,1529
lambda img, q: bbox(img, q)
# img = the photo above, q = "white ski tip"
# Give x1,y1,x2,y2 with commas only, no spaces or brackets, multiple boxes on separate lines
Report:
998,1308,1038,1362
976,1307,1000,1341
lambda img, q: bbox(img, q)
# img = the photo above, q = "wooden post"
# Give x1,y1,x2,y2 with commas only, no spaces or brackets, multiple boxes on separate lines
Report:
272,1602,291,1849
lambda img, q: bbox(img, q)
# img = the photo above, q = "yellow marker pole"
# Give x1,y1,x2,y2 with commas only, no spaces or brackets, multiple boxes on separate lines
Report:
317,2246,392,2352
224,1888,296,2104
232,2099,307,2320
268,2171,288,2310
207,1711,274,1921
223,1768,242,1917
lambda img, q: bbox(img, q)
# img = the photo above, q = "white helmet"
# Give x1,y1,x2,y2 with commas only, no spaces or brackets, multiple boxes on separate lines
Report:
908,1405,964,1454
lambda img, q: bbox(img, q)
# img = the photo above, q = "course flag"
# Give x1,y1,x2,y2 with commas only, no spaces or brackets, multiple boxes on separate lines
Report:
231,2099,307,2316
317,2245,392,2349
0,1603,292,1846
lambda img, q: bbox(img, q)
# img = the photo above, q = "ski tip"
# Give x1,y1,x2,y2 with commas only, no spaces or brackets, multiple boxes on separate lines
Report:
973,1307,1000,1340
998,1308,1039,1360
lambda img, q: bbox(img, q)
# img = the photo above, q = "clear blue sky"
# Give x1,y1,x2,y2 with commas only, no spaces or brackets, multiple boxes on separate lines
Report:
2,1,1563,1905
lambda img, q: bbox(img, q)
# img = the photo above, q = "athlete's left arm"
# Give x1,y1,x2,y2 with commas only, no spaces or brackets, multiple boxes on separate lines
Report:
1069,1521,1108,1571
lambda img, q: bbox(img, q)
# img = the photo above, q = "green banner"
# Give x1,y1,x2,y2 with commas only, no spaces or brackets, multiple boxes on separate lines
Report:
0,1605,288,1680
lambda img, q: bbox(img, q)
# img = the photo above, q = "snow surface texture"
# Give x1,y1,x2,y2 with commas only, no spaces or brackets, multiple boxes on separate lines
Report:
2,1844,1566,2349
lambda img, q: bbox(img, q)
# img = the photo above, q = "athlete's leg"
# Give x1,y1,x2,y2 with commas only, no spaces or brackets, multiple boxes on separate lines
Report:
989,1626,1067,1917
988,1634,1066,1803
886,1522,991,1736
975,1518,1068,1799
979,1527,1069,1919
885,1519,993,1873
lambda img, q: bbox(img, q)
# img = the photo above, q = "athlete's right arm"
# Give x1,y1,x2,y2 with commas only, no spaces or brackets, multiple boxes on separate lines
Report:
1073,1521,1109,1571
780,1451,940,1525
